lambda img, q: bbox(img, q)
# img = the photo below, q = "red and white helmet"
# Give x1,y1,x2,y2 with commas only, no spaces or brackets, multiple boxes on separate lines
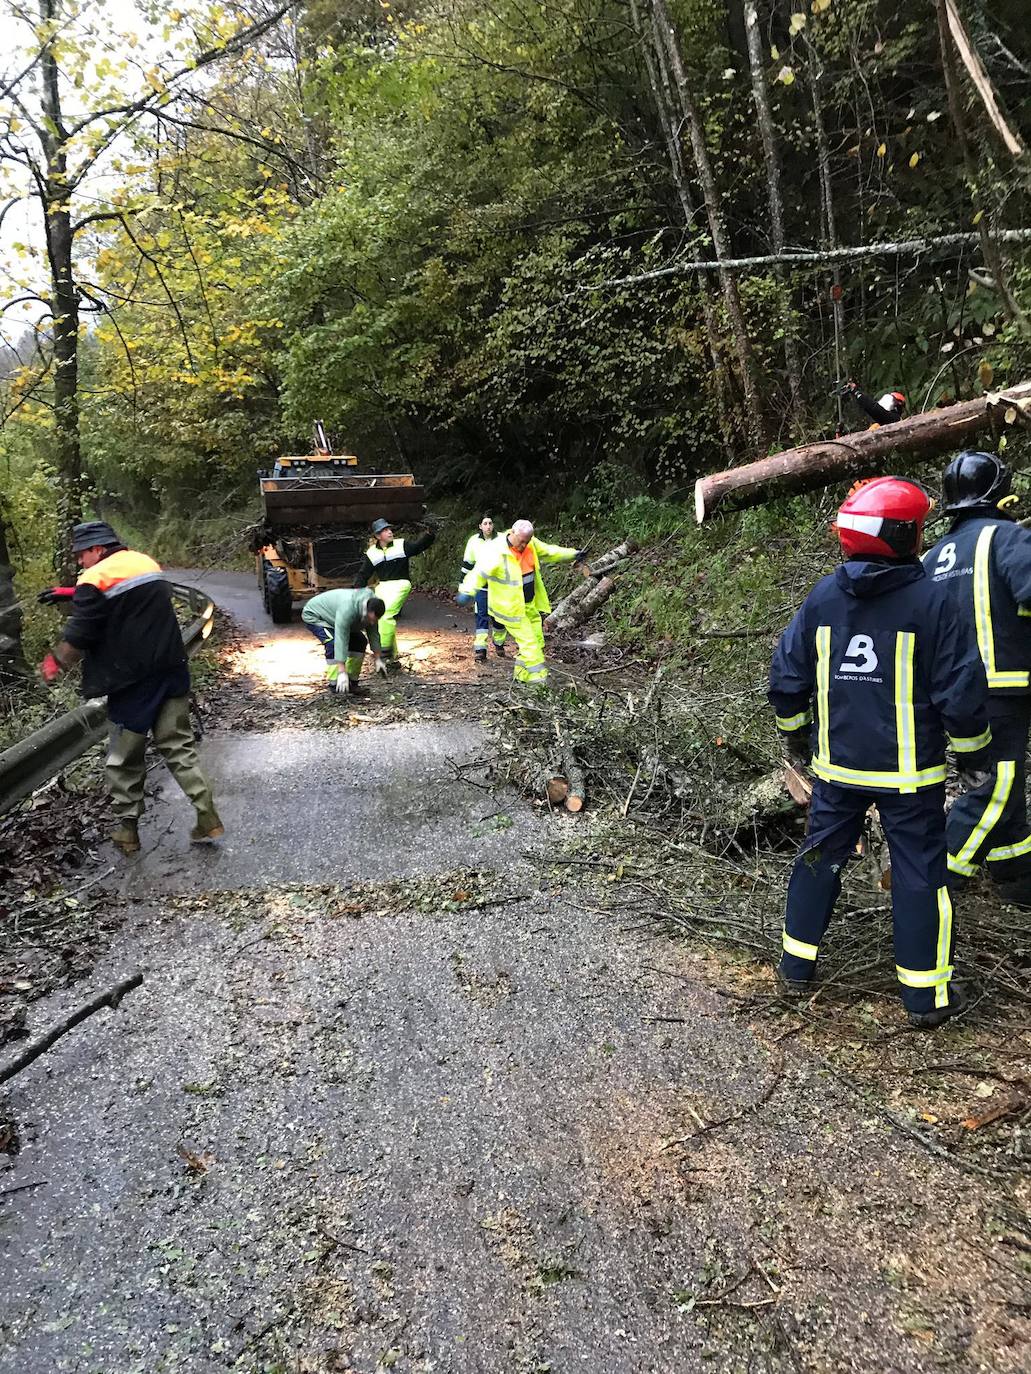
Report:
879,391,907,412
834,477,931,558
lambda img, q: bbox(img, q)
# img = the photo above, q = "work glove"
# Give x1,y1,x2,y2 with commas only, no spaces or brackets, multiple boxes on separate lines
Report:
40,652,62,684
334,673,352,695
37,586,75,605
958,764,993,792
572,549,588,565
374,656,388,676
782,732,812,768
455,592,473,607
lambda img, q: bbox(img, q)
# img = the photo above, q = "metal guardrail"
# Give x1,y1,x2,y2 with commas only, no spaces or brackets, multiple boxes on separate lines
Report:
0,582,215,815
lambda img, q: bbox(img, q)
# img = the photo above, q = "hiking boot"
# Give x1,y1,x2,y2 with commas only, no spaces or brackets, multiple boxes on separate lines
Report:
111,821,140,856
993,875,1031,910
474,648,487,663
907,982,972,1029
775,962,812,999
190,810,225,844
494,642,506,658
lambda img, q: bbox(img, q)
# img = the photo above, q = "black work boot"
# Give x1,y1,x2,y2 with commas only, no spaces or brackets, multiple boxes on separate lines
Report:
993,874,1031,910
474,648,487,663
348,679,371,699
775,962,812,1000
494,641,506,658
907,982,972,1029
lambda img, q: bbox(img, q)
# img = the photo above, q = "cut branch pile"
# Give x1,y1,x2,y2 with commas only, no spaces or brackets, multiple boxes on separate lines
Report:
544,538,640,635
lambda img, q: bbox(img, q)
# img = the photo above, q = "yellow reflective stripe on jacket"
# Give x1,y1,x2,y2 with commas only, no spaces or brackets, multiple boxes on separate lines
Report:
783,931,819,961
894,631,916,782
974,525,1031,688
815,626,831,764
776,709,812,732
948,727,992,753
951,760,1014,874
811,758,946,790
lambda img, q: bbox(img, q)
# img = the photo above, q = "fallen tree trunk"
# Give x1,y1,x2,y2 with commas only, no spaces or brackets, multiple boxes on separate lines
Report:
547,576,618,635
694,383,1031,522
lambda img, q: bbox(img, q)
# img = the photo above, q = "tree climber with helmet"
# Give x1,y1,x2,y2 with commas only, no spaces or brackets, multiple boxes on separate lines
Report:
842,380,907,428
769,477,993,1027
924,451,1031,907
354,517,437,664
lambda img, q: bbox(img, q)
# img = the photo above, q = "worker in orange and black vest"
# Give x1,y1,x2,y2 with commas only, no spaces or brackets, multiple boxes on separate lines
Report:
39,520,222,856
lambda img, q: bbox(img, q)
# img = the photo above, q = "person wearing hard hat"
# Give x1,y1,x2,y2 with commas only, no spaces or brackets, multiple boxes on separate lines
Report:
39,520,222,856
842,380,907,428
769,478,992,1028
459,514,507,662
924,451,1031,907
457,519,586,687
354,518,436,662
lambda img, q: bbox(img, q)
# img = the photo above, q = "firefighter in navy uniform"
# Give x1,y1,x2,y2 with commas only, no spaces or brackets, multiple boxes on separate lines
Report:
924,452,1031,905
769,478,992,1027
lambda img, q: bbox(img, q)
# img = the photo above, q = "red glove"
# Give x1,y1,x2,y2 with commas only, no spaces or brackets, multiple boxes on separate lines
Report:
40,652,62,683
37,586,75,605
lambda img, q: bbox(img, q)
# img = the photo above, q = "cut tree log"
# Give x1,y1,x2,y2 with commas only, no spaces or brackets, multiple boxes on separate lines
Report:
561,749,585,812
507,760,569,807
694,383,1031,522
545,576,617,635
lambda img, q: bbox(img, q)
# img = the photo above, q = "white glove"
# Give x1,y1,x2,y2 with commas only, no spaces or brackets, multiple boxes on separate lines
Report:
374,656,388,676
334,673,351,695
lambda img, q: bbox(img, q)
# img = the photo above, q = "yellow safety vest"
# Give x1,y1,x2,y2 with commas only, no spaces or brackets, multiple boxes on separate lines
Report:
460,534,577,624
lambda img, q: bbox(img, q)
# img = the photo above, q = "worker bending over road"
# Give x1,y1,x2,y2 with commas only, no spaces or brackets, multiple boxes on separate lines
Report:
40,520,222,857
460,514,507,662
458,519,586,686
769,478,992,1028
924,451,1031,907
355,518,436,661
302,587,386,697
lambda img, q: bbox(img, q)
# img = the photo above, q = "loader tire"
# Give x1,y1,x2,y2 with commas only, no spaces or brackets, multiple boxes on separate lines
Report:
265,564,293,624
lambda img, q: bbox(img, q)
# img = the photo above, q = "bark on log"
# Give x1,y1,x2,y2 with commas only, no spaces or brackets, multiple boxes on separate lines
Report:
507,761,569,807
546,576,617,634
561,749,585,813
694,383,1031,521
584,538,640,577
0,973,144,1084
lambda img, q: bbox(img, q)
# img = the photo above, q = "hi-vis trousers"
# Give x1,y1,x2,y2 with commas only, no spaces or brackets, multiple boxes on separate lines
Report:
501,605,547,685
474,589,507,655
948,696,1031,883
781,779,956,1015
375,579,412,656
106,697,215,822
305,621,368,684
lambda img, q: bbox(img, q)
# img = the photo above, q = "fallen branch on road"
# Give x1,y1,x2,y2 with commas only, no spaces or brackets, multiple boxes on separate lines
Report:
0,972,144,1084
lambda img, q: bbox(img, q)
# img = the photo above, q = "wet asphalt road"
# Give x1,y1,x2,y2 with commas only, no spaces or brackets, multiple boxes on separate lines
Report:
1,577,1028,1373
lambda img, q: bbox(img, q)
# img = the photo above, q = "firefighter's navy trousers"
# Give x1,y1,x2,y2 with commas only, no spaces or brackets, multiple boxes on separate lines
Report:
782,779,955,1014
948,696,1031,883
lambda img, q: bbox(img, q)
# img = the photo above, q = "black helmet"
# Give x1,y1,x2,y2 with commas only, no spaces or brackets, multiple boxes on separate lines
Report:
942,451,1012,515
71,519,121,552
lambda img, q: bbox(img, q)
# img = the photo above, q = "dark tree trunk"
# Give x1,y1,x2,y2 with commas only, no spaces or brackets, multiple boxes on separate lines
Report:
0,505,28,683
39,0,82,580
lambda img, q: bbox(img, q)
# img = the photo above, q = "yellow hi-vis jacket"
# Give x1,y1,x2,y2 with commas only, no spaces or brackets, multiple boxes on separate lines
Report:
459,533,578,624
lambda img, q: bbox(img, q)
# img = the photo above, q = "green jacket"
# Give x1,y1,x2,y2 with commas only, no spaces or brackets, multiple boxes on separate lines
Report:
459,533,577,623
302,587,382,663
